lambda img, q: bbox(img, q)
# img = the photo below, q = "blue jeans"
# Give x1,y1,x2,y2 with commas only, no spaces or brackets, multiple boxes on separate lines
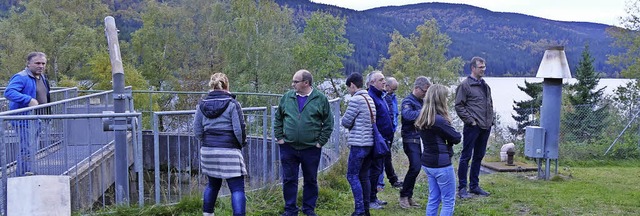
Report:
15,120,41,176
203,176,246,216
400,139,422,198
458,124,491,190
279,143,322,215
423,165,456,216
346,146,372,214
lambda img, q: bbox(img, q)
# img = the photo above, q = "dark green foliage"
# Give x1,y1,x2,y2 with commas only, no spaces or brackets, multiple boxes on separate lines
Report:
2,0,620,77
509,80,542,137
562,44,610,142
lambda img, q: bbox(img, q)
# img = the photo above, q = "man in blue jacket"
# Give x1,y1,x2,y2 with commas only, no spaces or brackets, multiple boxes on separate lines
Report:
377,77,402,192
366,71,393,210
5,52,51,176
398,76,431,208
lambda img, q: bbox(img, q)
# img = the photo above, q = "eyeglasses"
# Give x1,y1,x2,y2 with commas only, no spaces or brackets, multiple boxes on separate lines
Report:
292,80,304,84
477,66,487,69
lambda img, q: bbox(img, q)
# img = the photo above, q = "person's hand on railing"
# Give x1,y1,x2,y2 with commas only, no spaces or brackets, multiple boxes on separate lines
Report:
28,98,39,107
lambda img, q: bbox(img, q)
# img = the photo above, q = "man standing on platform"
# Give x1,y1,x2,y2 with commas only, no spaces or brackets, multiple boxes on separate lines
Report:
5,52,51,176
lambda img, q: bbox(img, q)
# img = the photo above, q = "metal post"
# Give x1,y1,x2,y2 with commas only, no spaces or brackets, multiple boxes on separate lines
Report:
540,78,562,180
262,109,268,184
271,106,278,182
153,114,161,204
104,16,129,204
0,119,7,215
135,116,144,207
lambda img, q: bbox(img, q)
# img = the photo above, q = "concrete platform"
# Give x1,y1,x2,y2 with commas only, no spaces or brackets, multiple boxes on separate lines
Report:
481,161,537,172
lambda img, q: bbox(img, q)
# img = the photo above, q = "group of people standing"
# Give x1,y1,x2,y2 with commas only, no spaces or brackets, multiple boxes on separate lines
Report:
193,57,494,216
341,56,494,216
5,50,492,216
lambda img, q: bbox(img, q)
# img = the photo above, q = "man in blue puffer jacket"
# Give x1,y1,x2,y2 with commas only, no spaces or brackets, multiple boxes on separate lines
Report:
4,52,51,176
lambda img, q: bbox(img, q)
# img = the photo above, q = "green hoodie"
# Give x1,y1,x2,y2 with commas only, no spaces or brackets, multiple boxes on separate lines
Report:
274,88,334,150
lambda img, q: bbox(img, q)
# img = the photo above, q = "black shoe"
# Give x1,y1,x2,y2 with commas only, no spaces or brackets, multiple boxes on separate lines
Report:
351,212,366,216
375,199,388,205
470,187,490,196
458,188,472,199
391,181,403,188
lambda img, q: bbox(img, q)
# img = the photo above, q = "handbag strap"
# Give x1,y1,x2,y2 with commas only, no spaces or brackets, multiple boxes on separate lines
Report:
359,94,375,124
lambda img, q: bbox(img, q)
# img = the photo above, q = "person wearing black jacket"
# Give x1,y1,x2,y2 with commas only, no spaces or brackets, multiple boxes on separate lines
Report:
415,84,461,216
398,76,431,209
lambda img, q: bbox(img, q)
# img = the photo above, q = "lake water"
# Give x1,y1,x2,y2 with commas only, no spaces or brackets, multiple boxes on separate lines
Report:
334,76,632,129
482,77,633,128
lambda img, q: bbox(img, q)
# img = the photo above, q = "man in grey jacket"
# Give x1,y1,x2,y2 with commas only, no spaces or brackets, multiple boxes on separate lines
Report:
455,56,495,198
341,72,375,216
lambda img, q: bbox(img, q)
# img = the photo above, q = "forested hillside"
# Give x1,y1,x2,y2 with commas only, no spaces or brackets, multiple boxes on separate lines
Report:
276,0,623,77
0,0,624,77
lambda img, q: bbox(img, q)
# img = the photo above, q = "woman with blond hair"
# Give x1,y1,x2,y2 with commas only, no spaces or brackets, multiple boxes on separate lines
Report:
414,84,461,216
194,73,247,216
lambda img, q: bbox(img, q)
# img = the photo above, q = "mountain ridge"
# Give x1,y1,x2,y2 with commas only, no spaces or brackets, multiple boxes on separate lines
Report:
279,0,623,77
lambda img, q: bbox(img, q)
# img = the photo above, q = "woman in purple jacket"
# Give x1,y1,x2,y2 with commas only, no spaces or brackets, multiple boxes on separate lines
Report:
414,84,462,216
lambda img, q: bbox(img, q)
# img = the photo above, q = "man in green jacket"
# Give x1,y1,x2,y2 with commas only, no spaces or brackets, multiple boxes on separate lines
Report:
274,69,333,216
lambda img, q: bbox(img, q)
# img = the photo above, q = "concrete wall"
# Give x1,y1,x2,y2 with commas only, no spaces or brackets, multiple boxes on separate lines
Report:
7,175,71,216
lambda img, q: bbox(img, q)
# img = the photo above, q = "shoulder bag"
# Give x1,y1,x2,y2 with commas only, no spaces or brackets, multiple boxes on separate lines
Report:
360,95,390,159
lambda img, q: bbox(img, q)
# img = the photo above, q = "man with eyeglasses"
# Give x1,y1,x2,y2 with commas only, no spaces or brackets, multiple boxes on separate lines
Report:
455,56,495,199
376,77,403,193
274,69,333,216
5,52,51,176
398,76,431,208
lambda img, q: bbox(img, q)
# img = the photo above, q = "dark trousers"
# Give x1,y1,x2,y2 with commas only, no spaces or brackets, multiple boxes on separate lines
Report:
400,139,422,198
203,176,246,216
346,146,372,214
381,139,399,184
458,124,491,190
279,144,322,215
369,156,383,201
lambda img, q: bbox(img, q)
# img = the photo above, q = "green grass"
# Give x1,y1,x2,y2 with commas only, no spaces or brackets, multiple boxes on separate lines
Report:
97,152,640,216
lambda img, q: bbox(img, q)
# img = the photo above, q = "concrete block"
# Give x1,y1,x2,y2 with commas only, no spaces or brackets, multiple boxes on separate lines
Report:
7,175,71,216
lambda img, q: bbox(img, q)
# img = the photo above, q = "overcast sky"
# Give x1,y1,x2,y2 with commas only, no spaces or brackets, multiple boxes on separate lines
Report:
311,0,629,26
